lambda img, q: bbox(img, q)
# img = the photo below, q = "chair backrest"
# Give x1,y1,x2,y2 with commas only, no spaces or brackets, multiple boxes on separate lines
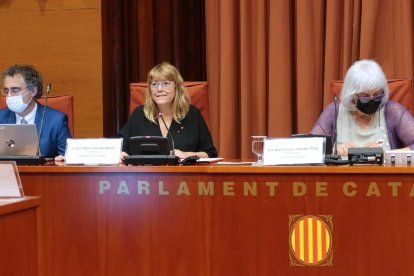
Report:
129,81,210,128
331,79,414,113
0,95,74,136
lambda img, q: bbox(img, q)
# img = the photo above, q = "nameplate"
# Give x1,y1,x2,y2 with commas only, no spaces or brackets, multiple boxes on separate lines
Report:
65,138,123,165
263,137,325,165
0,161,24,197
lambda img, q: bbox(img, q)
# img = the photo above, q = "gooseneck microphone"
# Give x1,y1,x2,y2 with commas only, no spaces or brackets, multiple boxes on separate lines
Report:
158,113,175,156
38,83,51,156
333,95,339,158
324,95,347,164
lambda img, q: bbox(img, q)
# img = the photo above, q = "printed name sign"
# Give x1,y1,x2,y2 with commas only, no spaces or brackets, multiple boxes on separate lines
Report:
0,161,24,197
65,138,123,165
263,137,325,165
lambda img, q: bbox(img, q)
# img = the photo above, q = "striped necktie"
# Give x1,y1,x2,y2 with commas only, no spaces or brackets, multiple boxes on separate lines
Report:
21,118,28,124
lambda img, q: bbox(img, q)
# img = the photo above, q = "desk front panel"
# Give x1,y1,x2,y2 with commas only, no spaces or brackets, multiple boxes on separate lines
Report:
0,197,41,276
19,166,414,275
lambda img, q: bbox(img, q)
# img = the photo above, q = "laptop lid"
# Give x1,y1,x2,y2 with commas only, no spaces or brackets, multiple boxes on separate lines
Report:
0,124,39,156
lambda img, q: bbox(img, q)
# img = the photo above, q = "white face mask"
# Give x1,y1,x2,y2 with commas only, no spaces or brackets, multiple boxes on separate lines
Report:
6,90,32,114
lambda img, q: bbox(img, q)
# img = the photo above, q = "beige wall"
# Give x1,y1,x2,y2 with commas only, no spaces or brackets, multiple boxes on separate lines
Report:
0,0,102,137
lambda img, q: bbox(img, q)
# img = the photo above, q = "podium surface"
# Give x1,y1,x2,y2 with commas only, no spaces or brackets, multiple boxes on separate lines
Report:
18,164,414,275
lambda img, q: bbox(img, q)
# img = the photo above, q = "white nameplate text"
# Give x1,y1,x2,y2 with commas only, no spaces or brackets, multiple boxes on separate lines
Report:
65,138,123,165
263,137,325,165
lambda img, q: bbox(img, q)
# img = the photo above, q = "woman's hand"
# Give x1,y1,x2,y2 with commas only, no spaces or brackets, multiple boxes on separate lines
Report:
120,151,129,163
174,149,208,159
363,141,383,148
337,143,358,156
174,149,188,159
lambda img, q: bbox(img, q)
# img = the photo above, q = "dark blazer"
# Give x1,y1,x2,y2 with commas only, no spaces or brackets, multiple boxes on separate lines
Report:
0,103,72,157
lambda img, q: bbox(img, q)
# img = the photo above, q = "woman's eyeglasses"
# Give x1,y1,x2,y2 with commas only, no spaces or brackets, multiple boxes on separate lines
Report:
150,81,175,91
356,91,384,104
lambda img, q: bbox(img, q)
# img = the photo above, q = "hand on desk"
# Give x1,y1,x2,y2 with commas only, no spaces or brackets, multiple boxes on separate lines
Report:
174,149,208,159
120,151,128,163
338,141,384,156
54,155,65,162
337,143,358,156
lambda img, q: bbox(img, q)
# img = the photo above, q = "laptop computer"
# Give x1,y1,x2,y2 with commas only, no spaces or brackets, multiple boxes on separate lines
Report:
0,124,39,156
0,124,45,164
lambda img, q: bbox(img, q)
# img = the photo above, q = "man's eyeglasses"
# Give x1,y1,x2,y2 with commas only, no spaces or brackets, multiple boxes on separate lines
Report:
1,87,28,96
356,91,385,104
150,81,175,91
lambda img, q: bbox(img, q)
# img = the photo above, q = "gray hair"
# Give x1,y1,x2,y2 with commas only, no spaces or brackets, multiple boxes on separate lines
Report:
340,59,389,111
1,64,43,98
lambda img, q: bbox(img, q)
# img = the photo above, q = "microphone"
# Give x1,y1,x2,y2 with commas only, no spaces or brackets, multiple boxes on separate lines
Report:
38,83,51,156
333,95,339,158
158,113,175,156
325,95,341,164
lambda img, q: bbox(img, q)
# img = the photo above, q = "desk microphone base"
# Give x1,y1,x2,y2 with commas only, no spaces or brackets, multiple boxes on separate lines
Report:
348,148,384,164
124,155,180,166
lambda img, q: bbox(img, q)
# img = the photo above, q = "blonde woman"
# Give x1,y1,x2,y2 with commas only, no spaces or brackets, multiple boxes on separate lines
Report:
120,62,217,159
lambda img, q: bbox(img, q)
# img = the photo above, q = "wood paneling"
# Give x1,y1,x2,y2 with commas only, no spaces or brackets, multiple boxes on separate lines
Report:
0,197,41,276
18,164,414,275
0,0,99,11
101,0,206,136
0,0,102,137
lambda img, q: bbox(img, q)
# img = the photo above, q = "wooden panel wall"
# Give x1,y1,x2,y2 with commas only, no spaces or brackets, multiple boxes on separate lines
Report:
101,0,206,136
0,0,102,137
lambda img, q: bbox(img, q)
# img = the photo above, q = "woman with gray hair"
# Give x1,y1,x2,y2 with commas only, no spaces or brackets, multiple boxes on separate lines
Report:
311,59,414,156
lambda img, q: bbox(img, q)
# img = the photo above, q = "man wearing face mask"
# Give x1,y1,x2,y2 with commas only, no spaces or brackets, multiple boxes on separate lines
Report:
310,59,414,156
0,64,71,159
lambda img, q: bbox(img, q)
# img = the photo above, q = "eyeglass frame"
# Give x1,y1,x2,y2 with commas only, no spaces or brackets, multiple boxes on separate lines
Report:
149,81,175,91
1,86,32,97
355,90,385,104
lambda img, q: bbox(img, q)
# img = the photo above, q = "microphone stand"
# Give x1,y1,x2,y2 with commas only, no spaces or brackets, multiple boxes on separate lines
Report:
333,95,339,158
325,95,342,163
38,83,51,156
158,112,176,156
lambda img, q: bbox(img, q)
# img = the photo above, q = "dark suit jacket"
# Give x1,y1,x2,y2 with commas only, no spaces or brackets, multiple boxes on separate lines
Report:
0,103,72,157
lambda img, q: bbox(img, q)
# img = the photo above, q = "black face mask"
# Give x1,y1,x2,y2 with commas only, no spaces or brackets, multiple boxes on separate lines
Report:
356,99,381,114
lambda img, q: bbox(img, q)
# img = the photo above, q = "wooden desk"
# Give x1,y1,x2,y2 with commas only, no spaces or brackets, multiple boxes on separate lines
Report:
0,196,41,276
18,165,414,275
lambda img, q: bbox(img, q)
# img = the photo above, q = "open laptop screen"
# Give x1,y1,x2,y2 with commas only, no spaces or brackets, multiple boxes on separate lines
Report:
0,124,39,156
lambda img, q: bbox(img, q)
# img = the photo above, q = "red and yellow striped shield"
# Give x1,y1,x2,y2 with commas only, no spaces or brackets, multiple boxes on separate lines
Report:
289,215,333,266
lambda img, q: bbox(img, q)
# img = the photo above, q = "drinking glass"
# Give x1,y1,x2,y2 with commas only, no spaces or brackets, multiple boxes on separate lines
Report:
251,136,266,166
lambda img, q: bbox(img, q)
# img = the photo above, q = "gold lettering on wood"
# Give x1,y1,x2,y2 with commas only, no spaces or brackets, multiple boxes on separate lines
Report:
293,182,306,196
177,181,190,195
366,182,380,197
343,182,357,197
223,182,235,196
388,182,401,197
117,180,130,195
265,182,279,196
243,182,257,196
137,181,150,195
158,181,169,195
316,182,328,196
198,181,214,195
